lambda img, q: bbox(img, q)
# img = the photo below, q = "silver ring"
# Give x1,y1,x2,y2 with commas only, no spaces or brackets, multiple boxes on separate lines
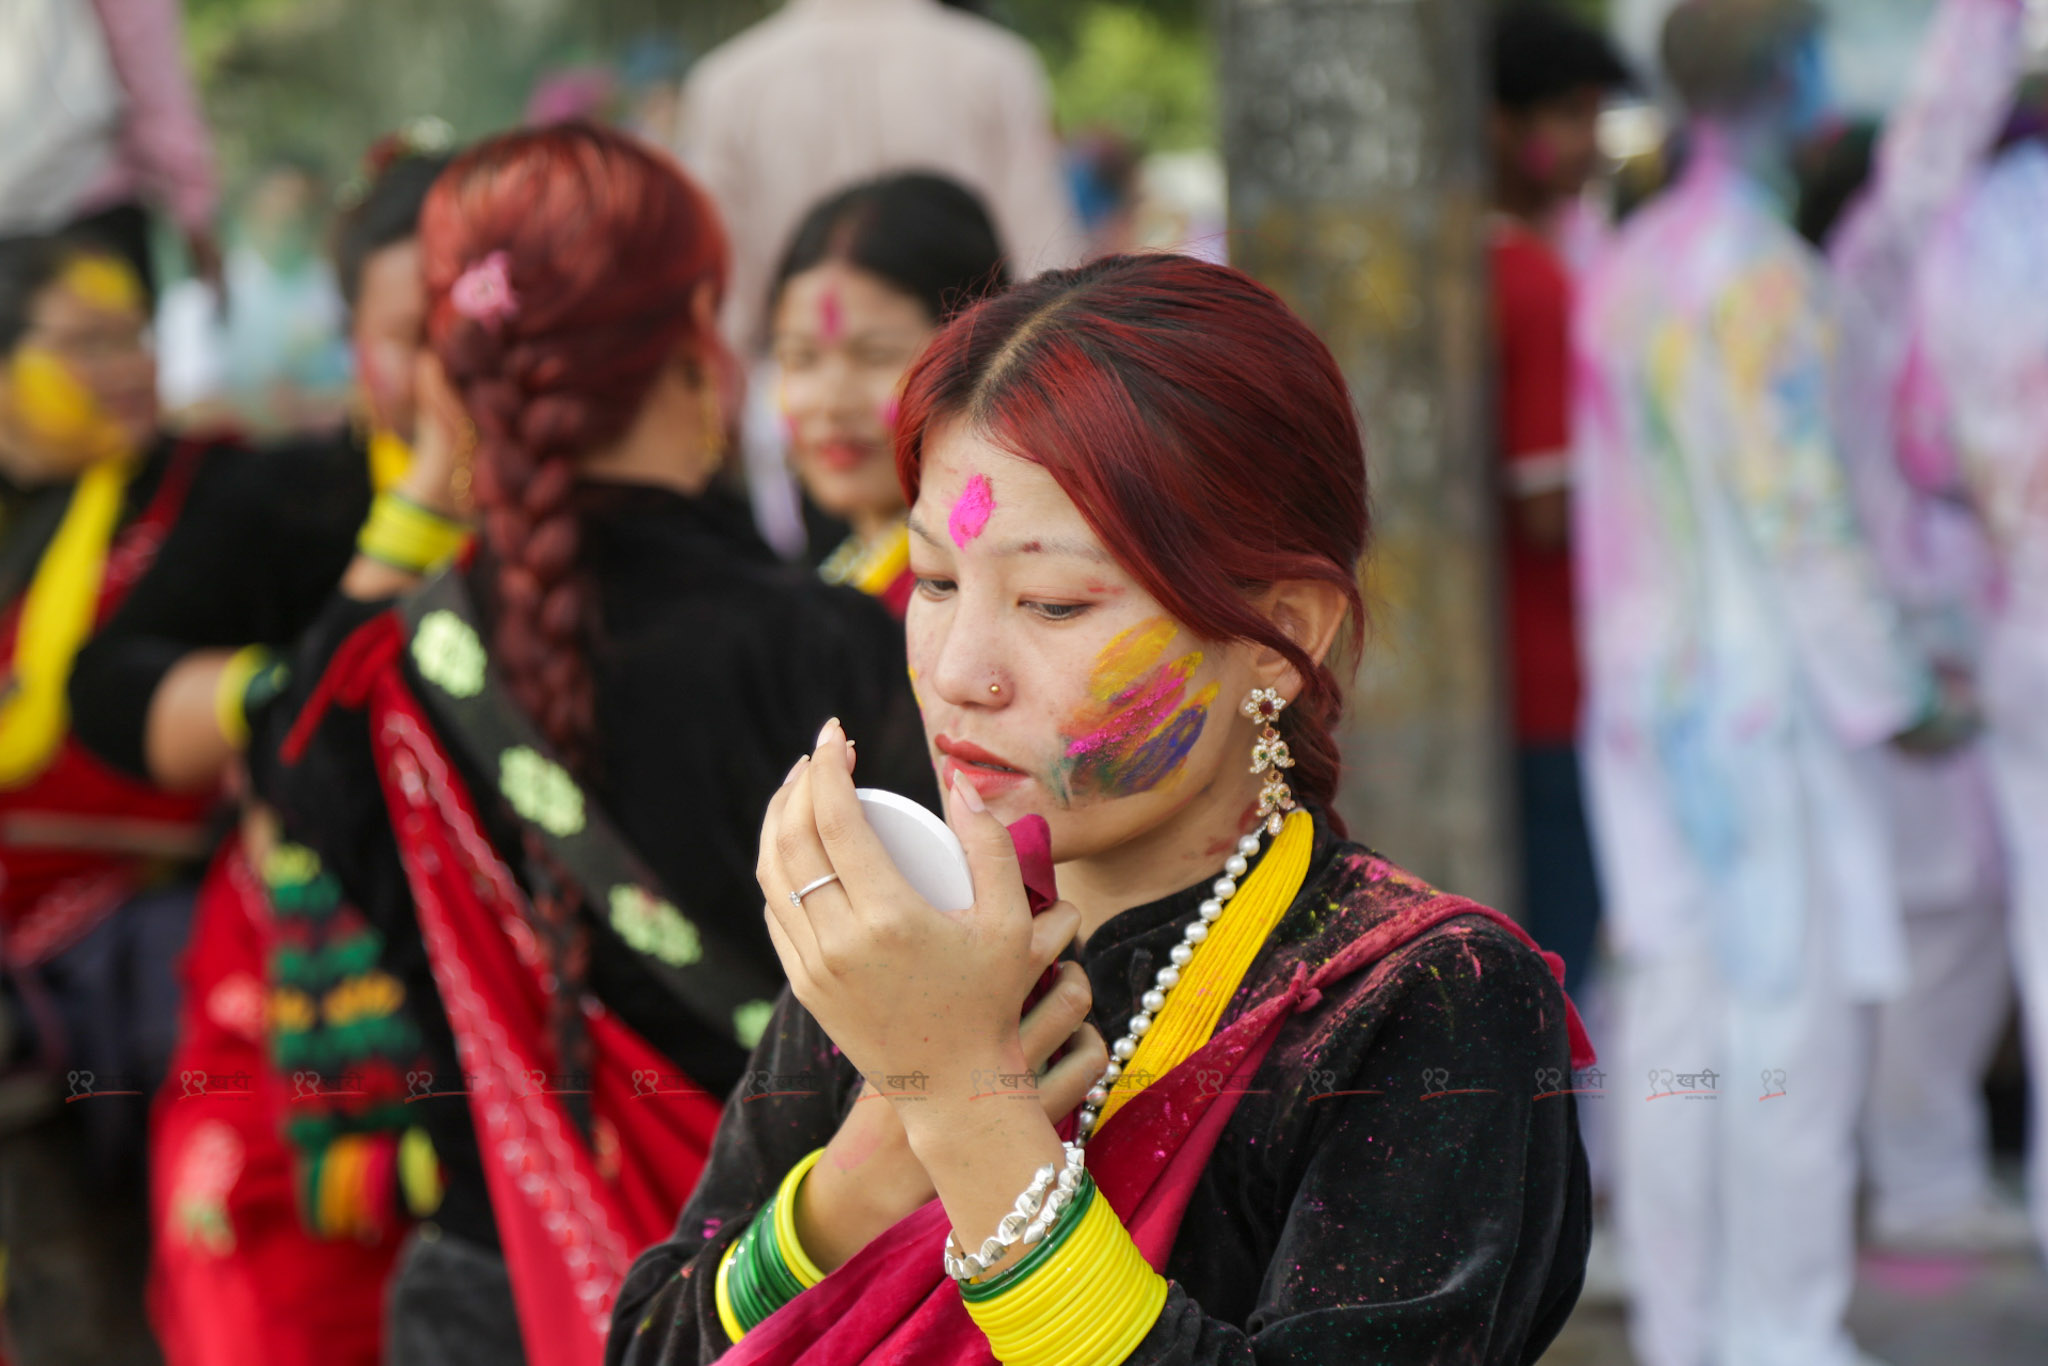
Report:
789,873,841,908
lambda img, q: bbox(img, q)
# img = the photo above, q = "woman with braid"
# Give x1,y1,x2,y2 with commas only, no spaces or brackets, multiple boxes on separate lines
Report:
245,124,931,1366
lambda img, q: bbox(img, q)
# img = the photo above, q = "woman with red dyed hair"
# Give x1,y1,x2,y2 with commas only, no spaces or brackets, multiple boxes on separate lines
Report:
244,124,929,1366
615,254,1592,1366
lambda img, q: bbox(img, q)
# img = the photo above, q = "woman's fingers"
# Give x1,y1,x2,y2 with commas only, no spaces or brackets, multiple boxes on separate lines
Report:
944,770,1024,921
1037,1023,1110,1123
1019,961,1092,1067
759,756,824,975
775,731,865,960
1027,901,1081,974
805,718,911,912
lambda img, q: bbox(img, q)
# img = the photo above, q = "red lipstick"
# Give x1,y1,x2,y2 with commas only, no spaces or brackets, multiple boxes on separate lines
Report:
933,734,1030,795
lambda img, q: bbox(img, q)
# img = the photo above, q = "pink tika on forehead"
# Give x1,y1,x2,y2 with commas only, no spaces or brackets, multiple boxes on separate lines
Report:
948,474,995,547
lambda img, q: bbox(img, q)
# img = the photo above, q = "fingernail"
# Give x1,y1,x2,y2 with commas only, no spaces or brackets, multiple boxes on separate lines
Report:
844,739,858,772
816,717,841,748
784,755,809,784
952,769,986,814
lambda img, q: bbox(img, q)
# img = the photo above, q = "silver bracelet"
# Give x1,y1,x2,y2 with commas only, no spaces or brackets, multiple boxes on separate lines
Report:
942,1141,1085,1282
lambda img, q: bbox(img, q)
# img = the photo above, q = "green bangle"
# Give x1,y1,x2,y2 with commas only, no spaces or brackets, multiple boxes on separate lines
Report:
748,1201,804,1309
957,1171,1098,1304
243,655,291,720
727,1227,772,1328
730,1197,804,1330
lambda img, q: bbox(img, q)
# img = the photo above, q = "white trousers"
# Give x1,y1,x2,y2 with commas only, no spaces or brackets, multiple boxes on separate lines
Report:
1615,906,1870,1366
1981,614,2048,1254
1987,732,2048,1252
1861,748,2011,1230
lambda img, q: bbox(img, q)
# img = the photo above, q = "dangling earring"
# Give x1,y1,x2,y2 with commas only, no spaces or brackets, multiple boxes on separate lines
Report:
450,416,477,515
1240,688,1296,834
700,383,727,472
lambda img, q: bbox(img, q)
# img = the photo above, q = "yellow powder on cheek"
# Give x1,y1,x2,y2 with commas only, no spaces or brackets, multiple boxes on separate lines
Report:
3,345,135,469
9,345,104,447
62,257,143,315
1087,616,1178,701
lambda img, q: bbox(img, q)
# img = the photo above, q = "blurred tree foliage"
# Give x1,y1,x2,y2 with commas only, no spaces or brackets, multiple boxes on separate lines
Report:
184,0,1607,190
186,0,774,188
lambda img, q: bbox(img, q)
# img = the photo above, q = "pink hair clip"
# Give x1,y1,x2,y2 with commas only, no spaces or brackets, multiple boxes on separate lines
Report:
450,250,517,325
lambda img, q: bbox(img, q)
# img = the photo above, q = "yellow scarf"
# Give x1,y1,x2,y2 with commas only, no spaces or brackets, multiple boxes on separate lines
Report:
818,520,910,598
0,338,144,788
0,457,133,787
1094,808,1313,1132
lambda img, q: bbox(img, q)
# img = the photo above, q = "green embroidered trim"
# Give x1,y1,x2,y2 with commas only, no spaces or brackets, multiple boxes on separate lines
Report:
607,885,703,968
412,608,486,698
733,1000,776,1049
499,746,585,836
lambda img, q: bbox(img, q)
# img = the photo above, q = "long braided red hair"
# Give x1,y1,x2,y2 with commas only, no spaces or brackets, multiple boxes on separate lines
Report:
420,121,729,774
418,123,729,1077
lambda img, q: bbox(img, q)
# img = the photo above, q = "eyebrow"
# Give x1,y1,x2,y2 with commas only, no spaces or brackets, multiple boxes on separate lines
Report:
906,516,1111,563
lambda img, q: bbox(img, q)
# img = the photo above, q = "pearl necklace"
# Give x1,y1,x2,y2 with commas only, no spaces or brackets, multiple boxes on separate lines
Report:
1073,824,1272,1143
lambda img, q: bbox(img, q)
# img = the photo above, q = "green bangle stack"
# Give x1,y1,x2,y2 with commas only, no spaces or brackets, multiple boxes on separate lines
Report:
726,1190,805,1330
957,1171,1099,1304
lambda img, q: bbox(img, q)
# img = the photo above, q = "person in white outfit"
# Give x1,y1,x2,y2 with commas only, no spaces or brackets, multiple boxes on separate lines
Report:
1574,2,1967,1363
1900,129,2048,1263
1826,0,2032,1259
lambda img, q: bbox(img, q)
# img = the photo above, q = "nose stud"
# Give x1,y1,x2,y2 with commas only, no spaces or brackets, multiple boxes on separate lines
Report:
988,682,1002,696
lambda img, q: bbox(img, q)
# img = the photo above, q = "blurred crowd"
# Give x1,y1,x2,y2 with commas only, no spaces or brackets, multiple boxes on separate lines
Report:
0,1,2042,1365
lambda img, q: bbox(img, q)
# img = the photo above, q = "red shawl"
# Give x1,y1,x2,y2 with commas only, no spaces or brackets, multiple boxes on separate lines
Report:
296,616,725,1366
719,888,1593,1366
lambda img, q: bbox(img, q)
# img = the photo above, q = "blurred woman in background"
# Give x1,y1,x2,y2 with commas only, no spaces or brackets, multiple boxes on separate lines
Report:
63,138,457,1366
249,123,930,1366
770,173,1008,616
0,234,225,1365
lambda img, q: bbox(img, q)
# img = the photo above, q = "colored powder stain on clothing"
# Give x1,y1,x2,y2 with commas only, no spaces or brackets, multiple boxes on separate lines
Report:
1054,616,1215,801
947,474,994,546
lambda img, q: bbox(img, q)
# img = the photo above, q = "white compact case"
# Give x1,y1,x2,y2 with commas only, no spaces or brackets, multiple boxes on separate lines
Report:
855,788,975,911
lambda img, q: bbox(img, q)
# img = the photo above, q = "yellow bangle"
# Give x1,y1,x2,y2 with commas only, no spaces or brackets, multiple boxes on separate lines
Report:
771,1147,829,1289
212,644,272,749
356,491,467,573
962,1189,1168,1366
397,1126,442,1218
714,1237,750,1346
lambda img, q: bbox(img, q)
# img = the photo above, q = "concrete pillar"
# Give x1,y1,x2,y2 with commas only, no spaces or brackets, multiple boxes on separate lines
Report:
1216,0,1512,908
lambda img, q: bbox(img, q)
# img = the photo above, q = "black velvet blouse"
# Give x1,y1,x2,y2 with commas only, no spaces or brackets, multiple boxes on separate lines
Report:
246,480,935,1252
610,818,1592,1366
67,430,371,778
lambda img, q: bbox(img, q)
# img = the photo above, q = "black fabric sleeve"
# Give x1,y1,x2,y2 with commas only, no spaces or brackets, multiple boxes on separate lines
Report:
1130,924,1586,1366
608,990,861,1366
69,434,368,778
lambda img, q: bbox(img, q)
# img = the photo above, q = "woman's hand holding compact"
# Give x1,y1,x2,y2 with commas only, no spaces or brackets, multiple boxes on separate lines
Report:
758,717,1093,1109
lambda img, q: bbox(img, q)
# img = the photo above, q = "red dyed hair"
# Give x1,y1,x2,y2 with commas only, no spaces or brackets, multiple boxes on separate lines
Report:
895,254,1369,820
421,122,730,771
419,124,728,1059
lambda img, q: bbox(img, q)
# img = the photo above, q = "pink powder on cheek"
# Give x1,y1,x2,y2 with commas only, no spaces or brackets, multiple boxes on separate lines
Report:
820,288,843,343
948,474,994,546
881,394,900,429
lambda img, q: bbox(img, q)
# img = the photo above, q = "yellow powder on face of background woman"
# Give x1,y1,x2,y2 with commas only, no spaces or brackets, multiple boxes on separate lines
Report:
61,256,143,314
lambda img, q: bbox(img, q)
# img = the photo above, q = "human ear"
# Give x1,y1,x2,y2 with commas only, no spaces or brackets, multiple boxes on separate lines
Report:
1249,579,1352,698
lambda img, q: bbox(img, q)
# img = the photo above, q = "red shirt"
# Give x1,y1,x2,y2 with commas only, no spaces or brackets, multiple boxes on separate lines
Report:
1491,221,1582,745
